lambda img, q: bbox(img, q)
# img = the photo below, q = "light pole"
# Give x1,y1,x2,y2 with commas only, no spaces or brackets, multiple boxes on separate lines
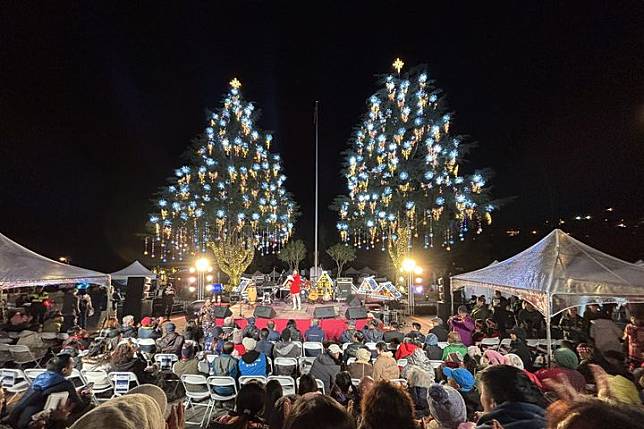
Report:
191,256,212,301
402,258,423,315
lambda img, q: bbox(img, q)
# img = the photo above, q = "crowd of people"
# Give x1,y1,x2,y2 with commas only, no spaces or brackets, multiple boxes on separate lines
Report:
0,291,642,429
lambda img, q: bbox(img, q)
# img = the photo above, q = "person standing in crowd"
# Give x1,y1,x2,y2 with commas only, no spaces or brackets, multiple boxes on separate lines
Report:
517,301,544,338
508,327,533,371
559,307,588,344
29,286,49,325
491,296,514,337
111,285,122,312
340,320,358,344
372,341,399,382
61,288,79,332
475,364,547,429
266,320,281,342
162,283,176,319
304,319,326,343
427,384,467,429
360,381,417,429
583,304,602,323
77,290,93,330
442,367,481,420
448,306,475,346
623,314,643,370
429,317,449,342
290,270,302,311
590,312,624,366
471,296,492,323
309,343,342,392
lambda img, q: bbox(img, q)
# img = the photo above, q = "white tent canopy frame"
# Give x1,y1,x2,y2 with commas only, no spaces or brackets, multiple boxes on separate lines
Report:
0,232,110,289
110,260,156,281
450,229,644,360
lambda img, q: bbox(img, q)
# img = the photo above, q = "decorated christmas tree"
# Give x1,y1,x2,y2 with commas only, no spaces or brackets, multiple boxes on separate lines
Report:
147,78,298,287
334,59,494,271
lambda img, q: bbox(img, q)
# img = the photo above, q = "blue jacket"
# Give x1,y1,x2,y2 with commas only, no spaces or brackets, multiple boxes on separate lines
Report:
305,325,325,343
256,339,273,358
267,329,281,342
238,351,268,376
476,402,546,429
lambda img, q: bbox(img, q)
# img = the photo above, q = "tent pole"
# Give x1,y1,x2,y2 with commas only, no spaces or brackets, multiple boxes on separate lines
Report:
545,308,552,367
450,287,454,316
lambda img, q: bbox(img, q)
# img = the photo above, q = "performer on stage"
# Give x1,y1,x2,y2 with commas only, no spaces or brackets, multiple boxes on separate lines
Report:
290,269,302,310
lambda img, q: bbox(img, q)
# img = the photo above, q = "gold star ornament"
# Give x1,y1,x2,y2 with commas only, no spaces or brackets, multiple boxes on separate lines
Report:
392,58,404,74
230,78,242,89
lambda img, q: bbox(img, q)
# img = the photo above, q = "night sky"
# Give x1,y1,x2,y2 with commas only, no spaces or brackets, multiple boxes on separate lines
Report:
2,2,643,273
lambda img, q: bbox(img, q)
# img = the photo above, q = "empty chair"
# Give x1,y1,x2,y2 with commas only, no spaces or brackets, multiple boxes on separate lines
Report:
154,353,178,371
268,375,296,395
205,376,238,422
108,372,139,397
239,375,267,385
23,368,47,384
302,342,324,357
9,345,42,368
480,337,501,350
1,369,29,395
298,357,316,375
273,357,298,376
81,370,112,402
181,374,211,427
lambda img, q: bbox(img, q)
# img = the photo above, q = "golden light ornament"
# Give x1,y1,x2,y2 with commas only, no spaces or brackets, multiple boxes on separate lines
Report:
230,78,242,89
393,58,405,74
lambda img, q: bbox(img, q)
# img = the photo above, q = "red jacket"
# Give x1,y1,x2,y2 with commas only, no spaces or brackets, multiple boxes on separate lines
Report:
290,273,302,294
395,342,418,360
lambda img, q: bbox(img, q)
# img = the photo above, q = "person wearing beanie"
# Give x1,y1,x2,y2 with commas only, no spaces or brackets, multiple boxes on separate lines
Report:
442,367,481,420
348,347,373,379
137,316,161,341
173,342,201,377
481,349,505,367
427,384,466,429
535,347,585,392
405,363,435,418
155,321,184,356
425,333,443,360
503,353,543,390
238,336,268,376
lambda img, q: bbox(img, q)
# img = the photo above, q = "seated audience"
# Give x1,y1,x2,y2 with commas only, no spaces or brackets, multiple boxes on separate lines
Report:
508,327,533,371
282,319,302,342
535,348,585,392
232,329,246,357
110,342,158,385
348,348,373,379
429,317,449,342
211,342,239,395
273,329,302,359
269,395,297,429
424,333,443,360
256,328,274,358
441,331,468,361
343,331,366,363
405,322,426,343
396,337,420,360
137,317,160,340
448,306,475,346
442,367,481,420
481,349,505,367
297,373,319,395
304,319,326,343
120,315,138,338
372,341,400,382
99,317,121,339
238,337,268,376
340,320,358,344
42,311,64,333
360,381,417,429
211,381,266,429
383,321,404,343
427,384,467,429
504,352,542,389
362,320,383,343
266,320,281,342
242,316,261,341
475,364,547,429
262,379,283,422
471,296,492,323
405,363,434,418
330,371,355,407
173,342,201,377
156,322,184,356
183,319,204,344
284,393,355,429
309,343,342,392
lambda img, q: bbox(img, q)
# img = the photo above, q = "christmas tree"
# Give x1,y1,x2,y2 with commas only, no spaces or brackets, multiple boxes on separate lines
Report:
148,78,298,287
334,59,494,271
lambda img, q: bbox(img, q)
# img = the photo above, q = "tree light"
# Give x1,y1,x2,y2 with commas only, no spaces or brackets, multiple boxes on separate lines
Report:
189,267,196,273
188,276,196,284
188,286,196,293
415,277,423,284
206,274,214,282
413,266,423,275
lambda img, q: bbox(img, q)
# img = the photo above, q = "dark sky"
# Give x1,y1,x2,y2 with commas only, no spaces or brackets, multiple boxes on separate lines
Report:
1,2,643,273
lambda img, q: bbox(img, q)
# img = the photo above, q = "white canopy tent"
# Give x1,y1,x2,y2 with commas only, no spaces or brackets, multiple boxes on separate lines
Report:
110,260,156,281
0,232,110,288
451,229,644,358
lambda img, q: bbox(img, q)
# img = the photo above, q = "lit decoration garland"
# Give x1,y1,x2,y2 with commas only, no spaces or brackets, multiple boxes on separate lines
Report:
333,59,494,269
147,78,298,286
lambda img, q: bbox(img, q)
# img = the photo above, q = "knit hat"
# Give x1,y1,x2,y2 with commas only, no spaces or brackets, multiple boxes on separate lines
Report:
140,317,153,327
425,333,439,346
482,349,505,366
427,384,467,429
126,384,168,415
503,353,525,370
242,337,257,351
553,348,579,369
164,322,176,333
442,367,475,392
355,348,371,363
69,393,164,429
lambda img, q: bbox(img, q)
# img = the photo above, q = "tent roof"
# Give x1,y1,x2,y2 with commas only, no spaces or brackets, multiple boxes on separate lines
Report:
0,232,110,288
451,229,644,316
344,266,360,275
111,260,156,280
360,266,377,275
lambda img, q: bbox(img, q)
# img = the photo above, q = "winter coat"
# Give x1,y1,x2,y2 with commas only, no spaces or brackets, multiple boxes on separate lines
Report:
238,351,268,376
211,354,239,396
425,345,443,360
42,317,62,333
536,367,586,392
590,319,623,356
348,362,373,379
120,325,138,339
363,327,384,343
173,359,201,377
266,328,281,342
448,316,475,346
518,309,544,338
156,331,185,356
383,330,404,343
429,326,449,342
283,326,302,342
396,342,419,360
476,401,546,429
405,330,426,344
372,351,400,382
256,339,273,358
509,339,533,371
471,305,492,323
138,326,161,340
309,351,341,392
441,343,468,361
339,328,357,344
492,308,515,335
273,341,302,358
242,324,260,341
304,325,325,343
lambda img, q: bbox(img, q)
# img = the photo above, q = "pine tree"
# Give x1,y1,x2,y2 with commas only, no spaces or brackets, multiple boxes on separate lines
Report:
148,78,298,287
334,59,494,271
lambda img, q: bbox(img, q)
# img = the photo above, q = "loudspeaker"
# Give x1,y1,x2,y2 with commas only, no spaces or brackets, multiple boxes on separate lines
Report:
336,278,354,300
313,306,337,319
345,306,368,320
123,277,146,322
254,305,277,319
347,296,362,307
212,305,233,319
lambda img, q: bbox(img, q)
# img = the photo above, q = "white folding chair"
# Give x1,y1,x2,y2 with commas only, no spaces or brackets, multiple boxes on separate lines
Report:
437,342,448,349
40,332,58,341
0,344,11,366
365,342,377,352
81,370,112,402
1,369,29,395
181,374,211,428
429,360,443,369
266,356,273,375
137,338,156,353
346,357,356,365
390,378,408,387
108,371,140,397
57,333,69,341
197,360,211,375
342,342,351,352
67,368,87,388
397,358,408,368
351,378,361,387
526,339,539,348
268,375,296,395
315,378,325,394
154,353,178,371
23,368,47,384
205,376,238,422
499,338,512,351
302,342,324,357
298,357,316,375
480,337,500,350
291,341,303,354
273,357,298,376
9,345,42,368
239,375,267,385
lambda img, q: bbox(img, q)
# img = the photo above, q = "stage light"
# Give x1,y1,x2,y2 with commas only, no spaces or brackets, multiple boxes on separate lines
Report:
402,258,416,272
196,257,210,272
415,277,423,284
189,267,196,273
188,276,196,284
206,274,214,282
188,286,196,293
414,266,423,275
206,284,214,292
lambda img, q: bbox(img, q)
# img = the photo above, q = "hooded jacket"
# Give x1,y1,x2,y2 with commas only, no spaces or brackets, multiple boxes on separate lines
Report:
372,351,400,381
238,350,268,376
308,351,341,392
476,401,546,429
156,331,184,356
273,340,302,358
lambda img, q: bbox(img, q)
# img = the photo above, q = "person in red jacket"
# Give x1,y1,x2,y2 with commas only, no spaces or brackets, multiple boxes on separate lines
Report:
290,270,302,310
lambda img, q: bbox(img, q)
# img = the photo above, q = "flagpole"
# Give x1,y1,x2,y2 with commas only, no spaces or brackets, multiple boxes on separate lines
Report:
314,101,319,280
